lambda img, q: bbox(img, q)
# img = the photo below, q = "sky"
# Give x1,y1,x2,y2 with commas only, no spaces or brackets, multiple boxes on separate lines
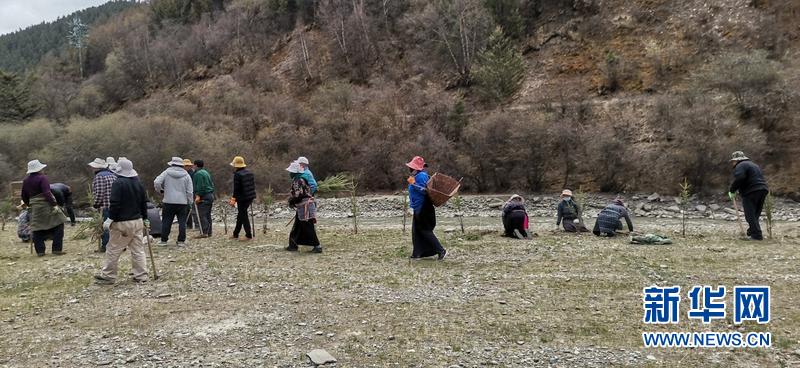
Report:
0,0,111,35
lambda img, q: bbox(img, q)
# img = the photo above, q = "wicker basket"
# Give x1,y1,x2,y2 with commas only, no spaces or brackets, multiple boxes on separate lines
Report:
426,173,461,207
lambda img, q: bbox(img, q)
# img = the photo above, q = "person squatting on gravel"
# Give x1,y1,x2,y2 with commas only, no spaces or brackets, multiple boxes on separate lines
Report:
592,197,633,237
154,157,194,247
407,156,447,260
501,194,529,239
556,189,589,233
286,161,322,253
94,159,150,285
229,156,256,241
21,160,67,256
728,151,769,241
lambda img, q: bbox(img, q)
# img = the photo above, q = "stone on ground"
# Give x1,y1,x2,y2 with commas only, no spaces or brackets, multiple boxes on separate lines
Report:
307,349,337,365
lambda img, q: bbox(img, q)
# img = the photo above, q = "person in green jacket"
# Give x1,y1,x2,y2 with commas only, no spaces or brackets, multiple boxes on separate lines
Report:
192,160,215,238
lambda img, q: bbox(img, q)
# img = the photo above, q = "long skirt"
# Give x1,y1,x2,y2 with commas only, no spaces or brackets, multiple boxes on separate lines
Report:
289,215,320,248
411,199,445,258
503,211,528,238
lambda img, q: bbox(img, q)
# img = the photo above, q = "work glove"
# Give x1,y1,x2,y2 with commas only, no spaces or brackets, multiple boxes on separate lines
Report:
229,197,237,207
407,176,415,185
195,195,201,204
103,218,113,231
728,192,736,201
143,219,150,228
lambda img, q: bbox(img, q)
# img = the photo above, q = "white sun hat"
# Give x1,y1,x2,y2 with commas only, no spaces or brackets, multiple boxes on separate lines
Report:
88,158,108,169
26,159,47,174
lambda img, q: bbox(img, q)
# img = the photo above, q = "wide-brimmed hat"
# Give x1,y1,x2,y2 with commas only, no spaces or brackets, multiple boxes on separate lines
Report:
16,200,26,210
508,194,524,203
297,156,309,165
26,159,47,174
230,156,246,168
730,151,749,162
106,157,117,165
406,156,426,171
561,189,573,197
183,159,193,166
88,158,108,169
167,157,184,167
116,159,138,178
286,161,302,173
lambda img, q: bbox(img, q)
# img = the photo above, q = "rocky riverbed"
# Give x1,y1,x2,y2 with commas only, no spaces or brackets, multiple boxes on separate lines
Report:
216,193,800,223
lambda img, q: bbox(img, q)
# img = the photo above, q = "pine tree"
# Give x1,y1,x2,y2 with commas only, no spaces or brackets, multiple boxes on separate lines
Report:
473,26,525,104
0,71,38,122
67,17,89,79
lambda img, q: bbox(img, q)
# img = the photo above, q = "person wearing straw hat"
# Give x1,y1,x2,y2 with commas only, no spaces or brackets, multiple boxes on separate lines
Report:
21,160,67,256
406,156,447,260
728,151,769,240
95,159,150,285
192,159,215,238
89,157,117,252
183,158,198,230
229,156,256,241
501,194,530,239
556,189,589,233
286,161,322,253
154,157,194,246
592,196,633,237
296,156,318,194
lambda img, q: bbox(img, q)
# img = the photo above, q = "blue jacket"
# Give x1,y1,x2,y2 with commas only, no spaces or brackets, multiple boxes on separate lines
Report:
300,169,318,194
408,170,429,213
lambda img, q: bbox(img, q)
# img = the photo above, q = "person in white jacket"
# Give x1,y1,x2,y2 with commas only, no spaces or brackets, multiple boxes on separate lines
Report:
154,157,193,246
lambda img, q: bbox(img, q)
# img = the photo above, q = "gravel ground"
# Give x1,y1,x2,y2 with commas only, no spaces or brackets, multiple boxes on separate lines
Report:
1,196,799,367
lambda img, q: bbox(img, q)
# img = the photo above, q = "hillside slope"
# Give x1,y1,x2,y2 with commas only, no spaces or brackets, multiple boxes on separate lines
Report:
0,0,798,197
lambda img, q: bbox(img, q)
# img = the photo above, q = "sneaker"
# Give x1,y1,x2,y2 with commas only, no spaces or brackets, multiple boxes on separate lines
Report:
513,229,524,239
52,251,67,256
94,275,114,285
176,241,187,247
157,241,168,247
286,246,299,251
132,278,148,284
36,253,45,257
311,246,323,253
239,237,253,242
437,249,448,261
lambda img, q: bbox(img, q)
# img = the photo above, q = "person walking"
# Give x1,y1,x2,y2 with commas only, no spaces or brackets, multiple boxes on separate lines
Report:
192,159,215,238
406,156,447,260
21,160,67,256
728,151,769,240
94,159,150,285
592,197,634,237
229,156,256,241
89,157,116,252
154,157,193,246
286,161,321,253
297,156,318,194
184,159,198,230
50,183,76,226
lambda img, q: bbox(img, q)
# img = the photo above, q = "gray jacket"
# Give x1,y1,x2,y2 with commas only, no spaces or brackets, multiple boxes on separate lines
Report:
154,166,193,205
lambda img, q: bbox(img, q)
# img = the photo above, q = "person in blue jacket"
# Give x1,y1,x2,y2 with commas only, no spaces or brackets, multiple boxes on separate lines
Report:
297,156,318,194
406,156,447,260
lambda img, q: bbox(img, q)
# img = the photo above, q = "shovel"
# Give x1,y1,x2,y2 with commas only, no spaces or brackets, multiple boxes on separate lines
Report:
732,195,746,238
143,224,159,280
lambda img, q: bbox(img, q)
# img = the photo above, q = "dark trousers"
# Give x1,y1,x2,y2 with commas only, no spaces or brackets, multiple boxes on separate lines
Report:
161,203,189,242
289,214,320,248
33,224,64,255
503,212,528,238
411,199,445,258
101,208,110,250
234,199,253,238
742,190,768,240
197,193,214,236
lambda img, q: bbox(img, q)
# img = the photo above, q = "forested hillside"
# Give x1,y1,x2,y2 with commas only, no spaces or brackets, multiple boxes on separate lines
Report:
0,0,139,73
0,0,798,198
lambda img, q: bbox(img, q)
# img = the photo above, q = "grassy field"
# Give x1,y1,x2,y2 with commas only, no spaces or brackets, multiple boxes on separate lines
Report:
1,217,799,367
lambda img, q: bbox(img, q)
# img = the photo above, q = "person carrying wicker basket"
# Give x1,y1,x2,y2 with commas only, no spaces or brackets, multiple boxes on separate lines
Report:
406,156,447,261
